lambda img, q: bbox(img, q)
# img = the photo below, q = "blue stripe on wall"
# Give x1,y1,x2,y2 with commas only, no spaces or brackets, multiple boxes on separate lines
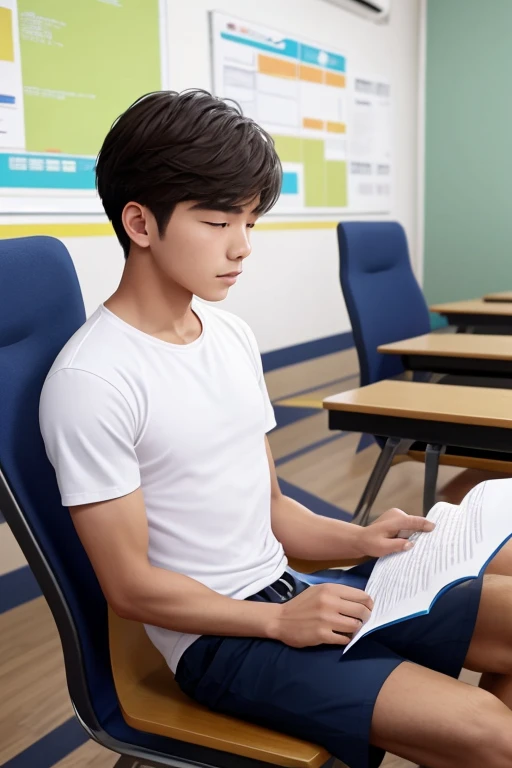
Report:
1,718,88,768
262,331,354,373
0,565,41,614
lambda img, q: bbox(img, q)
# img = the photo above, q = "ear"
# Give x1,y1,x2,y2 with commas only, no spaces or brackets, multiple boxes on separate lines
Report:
121,202,151,249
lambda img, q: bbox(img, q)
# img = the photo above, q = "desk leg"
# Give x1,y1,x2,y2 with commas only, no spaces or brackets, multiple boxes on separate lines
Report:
352,437,412,526
423,444,446,516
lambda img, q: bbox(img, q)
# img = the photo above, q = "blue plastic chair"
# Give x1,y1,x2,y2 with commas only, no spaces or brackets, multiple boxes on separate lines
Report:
0,236,334,768
338,221,431,388
337,221,512,525
336,222,445,524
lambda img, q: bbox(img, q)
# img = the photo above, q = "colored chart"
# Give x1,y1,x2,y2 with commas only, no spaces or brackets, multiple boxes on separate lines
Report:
210,12,392,214
0,0,166,213
211,12,347,214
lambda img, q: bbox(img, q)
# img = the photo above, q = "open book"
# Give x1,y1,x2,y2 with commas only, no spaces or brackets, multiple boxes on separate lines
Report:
344,478,512,653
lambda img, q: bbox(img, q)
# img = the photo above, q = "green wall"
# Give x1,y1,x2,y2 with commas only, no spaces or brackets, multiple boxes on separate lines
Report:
424,0,512,305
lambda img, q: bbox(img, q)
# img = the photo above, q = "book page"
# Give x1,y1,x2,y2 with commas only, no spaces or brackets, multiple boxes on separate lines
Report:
344,479,512,652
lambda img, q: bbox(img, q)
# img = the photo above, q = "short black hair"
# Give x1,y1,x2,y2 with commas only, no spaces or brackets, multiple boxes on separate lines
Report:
95,89,282,257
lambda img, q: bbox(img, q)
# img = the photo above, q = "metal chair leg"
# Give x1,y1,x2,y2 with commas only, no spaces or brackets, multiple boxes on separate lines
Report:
423,444,446,516
352,437,413,526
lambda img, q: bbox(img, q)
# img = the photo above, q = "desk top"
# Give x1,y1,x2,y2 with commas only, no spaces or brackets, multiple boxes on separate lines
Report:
378,333,512,360
429,299,512,316
323,379,512,429
484,292,512,303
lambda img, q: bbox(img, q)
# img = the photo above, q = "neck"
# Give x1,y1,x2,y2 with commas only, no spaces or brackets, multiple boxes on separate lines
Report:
104,245,200,344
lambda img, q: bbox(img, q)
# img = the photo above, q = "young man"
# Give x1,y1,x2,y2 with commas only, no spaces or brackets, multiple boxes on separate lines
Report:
39,90,512,768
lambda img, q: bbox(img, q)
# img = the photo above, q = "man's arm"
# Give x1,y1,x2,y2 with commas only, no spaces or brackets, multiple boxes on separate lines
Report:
266,437,366,560
71,488,283,636
70,487,373,647
266,437,435,560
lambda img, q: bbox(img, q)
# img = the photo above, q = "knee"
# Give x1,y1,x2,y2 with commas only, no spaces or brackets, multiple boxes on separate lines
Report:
458,689,512,768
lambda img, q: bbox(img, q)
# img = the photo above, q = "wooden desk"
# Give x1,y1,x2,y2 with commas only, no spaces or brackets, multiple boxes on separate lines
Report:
484,292,512,303
429,299,512,330
378,333,512,378
324,379,512,520
323,379,512,453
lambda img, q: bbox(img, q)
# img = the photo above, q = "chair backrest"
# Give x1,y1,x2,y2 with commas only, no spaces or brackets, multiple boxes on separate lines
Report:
337,221,431,387
0,236,117,733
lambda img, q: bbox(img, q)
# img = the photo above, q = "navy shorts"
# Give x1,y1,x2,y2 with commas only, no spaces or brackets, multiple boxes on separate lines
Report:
175,560,483,768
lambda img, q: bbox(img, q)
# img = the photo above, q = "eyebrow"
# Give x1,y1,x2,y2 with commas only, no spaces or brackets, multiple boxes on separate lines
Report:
189,202,259,215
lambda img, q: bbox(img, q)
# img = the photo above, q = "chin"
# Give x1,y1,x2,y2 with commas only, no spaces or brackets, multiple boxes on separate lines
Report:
195,286,230,302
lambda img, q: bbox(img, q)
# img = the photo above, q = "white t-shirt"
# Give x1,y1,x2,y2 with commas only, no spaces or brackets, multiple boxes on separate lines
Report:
39,300,287,672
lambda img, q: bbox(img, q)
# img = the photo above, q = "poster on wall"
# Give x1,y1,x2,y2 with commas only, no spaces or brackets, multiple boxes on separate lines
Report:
210,11,349,215
210,11,392,215
0,0,167,214
348,74,392,211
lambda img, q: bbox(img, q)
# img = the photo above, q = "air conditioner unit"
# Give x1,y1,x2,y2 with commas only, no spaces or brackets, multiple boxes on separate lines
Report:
321,0,391,23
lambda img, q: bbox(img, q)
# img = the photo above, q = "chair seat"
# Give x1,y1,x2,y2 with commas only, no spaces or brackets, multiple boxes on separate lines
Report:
109,609,331,768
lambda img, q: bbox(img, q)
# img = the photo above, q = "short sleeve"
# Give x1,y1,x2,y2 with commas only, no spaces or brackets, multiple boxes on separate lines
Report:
239,321,277,434
39,368,141,507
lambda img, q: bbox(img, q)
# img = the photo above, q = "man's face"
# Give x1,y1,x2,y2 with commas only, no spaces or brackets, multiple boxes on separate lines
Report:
146,198,259,302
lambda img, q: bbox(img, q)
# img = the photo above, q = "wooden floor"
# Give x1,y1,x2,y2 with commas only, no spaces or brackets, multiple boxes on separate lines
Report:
0,347,490,768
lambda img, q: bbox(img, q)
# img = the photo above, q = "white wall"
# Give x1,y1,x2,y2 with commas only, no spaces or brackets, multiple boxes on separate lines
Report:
1,0,424,353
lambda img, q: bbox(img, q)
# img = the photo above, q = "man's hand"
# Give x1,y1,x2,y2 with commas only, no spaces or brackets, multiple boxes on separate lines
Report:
360,507,435,558
270,583,373,647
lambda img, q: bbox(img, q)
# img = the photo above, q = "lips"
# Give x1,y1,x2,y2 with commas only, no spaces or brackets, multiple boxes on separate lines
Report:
218,271,242,277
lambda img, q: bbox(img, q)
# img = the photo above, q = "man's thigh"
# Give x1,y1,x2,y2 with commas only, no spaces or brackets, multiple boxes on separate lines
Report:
176,631,403,768
175,625,510,768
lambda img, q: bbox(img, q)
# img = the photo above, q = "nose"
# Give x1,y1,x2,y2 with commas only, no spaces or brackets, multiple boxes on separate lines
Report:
228,227,252,261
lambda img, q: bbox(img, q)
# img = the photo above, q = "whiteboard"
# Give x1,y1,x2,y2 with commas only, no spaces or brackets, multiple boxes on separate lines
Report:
210,11,392,215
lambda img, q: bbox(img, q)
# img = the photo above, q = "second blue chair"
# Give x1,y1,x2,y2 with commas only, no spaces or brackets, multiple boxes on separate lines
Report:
337,222,444,524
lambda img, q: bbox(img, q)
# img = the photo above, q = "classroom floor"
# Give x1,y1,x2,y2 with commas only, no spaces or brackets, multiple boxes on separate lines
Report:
0,347,485,768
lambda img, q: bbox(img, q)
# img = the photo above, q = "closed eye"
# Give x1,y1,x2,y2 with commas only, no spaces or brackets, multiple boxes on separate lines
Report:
203,222,255,229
